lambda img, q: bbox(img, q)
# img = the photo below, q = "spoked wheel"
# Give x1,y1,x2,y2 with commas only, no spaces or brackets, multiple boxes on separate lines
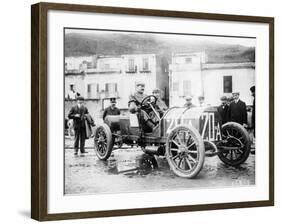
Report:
94,124,113,160
218,122,251,166
166,125,205,178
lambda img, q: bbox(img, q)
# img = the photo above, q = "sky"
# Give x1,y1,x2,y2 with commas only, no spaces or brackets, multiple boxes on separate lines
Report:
65,28,256,48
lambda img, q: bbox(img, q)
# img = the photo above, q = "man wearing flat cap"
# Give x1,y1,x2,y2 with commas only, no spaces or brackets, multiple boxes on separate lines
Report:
103,97,120,121
68,96,89,155
129,81,147,106
217,95,230,124
228,92,248,127
184,96,195,109
128,82,155,133
198,95,206,107
152,88,168,111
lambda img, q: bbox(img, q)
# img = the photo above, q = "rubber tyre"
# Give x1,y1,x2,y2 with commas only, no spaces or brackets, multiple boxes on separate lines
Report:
94,124,113,160
218,122,251,166
165,125,205,178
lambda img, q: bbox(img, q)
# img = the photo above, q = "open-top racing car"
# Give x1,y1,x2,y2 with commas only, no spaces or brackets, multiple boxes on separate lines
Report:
94,95,251,178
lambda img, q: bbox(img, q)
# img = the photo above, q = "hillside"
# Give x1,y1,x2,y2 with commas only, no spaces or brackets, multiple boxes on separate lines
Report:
65,32,255,63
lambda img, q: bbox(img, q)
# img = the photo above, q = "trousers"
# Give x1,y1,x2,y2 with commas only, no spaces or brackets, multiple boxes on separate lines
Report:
74,127,86,153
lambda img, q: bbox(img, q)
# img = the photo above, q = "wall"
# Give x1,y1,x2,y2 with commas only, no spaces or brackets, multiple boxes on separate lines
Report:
202,68,255,105
65,55,94,71
1,1,280,224
65,74,85,98
66,54,158,108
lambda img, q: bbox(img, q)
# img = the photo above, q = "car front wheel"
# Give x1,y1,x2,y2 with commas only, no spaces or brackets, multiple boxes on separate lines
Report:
165,125,205,178
94,124,113,160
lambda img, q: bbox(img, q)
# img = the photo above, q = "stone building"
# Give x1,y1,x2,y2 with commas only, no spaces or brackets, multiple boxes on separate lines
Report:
169,52,255,107
65,54,169,122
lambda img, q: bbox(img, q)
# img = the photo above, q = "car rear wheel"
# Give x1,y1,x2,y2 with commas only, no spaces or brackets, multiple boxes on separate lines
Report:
218,122,251,166
166,125,205,178
94,124,113,160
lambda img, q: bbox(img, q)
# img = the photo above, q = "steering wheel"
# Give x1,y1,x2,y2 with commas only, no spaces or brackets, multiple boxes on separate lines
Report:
140,95,158,109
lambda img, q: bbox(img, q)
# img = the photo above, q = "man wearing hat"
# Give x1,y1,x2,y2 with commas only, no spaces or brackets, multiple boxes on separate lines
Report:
152,88,168,112
128,82,155,133
68,96,89,155
198,95,206,107
103,97,120,121
228,92,248,127
217,95,230,124
184,96,195,109
226,95,234,106
250,86,255,137
129,81,147,106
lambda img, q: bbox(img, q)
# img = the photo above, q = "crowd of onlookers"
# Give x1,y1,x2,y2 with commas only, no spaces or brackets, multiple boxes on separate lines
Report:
65,82,255,155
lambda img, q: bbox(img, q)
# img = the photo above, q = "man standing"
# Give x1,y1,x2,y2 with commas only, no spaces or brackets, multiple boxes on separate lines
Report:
184,96,196,109
198,95,206,107
217,95,230,124
250,86,255,137
68,96,89,155
103,97,121,121
228,92,248,127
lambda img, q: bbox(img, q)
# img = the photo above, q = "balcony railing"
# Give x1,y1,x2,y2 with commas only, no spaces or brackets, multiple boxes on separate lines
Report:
86,67,122,74
87,92,100,100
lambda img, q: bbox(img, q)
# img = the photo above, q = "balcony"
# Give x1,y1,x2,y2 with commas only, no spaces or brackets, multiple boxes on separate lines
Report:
139,69,151,73
87,92,100,100
86,67,122,74
102,91,119,99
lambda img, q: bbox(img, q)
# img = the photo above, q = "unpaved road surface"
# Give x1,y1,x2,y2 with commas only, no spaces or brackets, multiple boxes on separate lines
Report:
64,138,255,195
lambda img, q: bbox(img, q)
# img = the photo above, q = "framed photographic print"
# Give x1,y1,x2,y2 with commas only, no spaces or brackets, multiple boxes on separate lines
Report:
31,2,274,221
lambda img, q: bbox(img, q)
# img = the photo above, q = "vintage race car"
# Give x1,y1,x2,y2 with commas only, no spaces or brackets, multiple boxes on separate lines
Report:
94,95,251,178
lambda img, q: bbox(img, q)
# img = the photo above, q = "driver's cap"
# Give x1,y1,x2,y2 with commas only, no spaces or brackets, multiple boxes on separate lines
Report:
152,88,161,93
136,81,145,87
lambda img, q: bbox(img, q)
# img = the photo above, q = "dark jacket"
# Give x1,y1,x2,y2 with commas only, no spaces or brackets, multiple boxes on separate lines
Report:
68,105,89,130
229,100,247,125
129,92,147,106
84,114,95,138
217,104,230,124
102,106,121,120
252,98,255,128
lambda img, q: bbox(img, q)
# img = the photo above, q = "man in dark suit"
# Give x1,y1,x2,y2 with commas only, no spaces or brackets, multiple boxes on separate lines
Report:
217,95,230,124
68,96,89,155
103,97,120,121
250,86,255,137
229,92,248,127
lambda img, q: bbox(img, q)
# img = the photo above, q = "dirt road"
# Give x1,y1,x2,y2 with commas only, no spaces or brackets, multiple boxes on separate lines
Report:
64,137,255,195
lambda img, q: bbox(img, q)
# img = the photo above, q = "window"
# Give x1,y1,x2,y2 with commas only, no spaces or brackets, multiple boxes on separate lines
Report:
185,57,192,64
223,76,232,93
128,58,135,72
105,83,117,94
172,82,179,92
70,84,75,91
87,83,99,98
183,80,192,96
104,64,110,70
142,58,149,71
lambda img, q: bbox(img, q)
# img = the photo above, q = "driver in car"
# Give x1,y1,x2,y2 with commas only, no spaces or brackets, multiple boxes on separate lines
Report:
128,81,156,133
129,81,147,106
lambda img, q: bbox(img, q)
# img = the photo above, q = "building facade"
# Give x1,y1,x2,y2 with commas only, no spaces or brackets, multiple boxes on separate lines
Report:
169,52,255,107
65,54,169,121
